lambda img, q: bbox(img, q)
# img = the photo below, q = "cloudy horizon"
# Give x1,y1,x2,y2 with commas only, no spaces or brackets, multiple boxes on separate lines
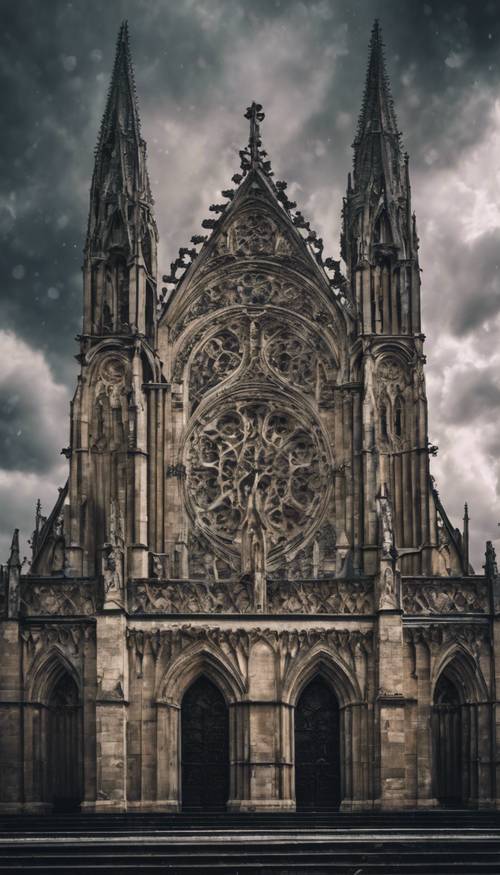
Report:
1,0,499,569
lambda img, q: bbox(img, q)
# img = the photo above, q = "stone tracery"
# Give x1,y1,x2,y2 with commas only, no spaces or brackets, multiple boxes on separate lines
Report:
184,398,331,563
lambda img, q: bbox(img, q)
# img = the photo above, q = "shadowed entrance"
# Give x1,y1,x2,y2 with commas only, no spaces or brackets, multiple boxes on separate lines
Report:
432,674,462,805
48,673,82,811
295,677,341,809
181,676,229,809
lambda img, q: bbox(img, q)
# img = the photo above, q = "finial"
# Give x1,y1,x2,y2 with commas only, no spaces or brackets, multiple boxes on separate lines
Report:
244,102,265,169
7,529,20,569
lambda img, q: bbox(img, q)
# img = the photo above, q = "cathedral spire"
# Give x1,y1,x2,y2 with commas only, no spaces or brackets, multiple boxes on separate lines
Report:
355,20,399,144
353,20,402,192
83,22,157,341
342,20,420,336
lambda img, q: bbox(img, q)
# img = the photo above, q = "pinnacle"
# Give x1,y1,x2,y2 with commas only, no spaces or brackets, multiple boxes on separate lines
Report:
355,19,400,143
96,20,141,153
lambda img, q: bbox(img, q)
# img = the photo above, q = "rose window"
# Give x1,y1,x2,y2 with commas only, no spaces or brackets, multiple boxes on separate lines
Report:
184,398,330,561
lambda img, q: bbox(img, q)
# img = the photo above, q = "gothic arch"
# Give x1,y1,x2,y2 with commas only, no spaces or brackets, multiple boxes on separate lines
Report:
155,642,245,809
283,645,362,708
28,646,81,705
431,646,491,806
282,646,369,808
156,641,246,707
431,645,488,705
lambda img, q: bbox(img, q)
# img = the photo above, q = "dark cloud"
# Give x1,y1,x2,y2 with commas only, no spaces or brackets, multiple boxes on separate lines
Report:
1,0,500,566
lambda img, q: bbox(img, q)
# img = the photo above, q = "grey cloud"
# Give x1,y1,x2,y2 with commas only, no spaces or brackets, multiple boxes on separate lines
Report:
1,0,500,567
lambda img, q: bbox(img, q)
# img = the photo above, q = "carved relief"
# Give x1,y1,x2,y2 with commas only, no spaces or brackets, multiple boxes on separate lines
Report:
21,623,95,666
267,578,373,614
189,322,244,406
404,623,489,663
184,397,331,564
403,579,488,614
170,273,332,342
127,624,373,683
213,210,294,259
90,354,129,451
128,578,253,614
20,581,97,617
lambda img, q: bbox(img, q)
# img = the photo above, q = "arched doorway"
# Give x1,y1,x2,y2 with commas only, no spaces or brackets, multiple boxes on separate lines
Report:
181,676,229,809
295,677,341,809
432,673,462,805
48,673,83,810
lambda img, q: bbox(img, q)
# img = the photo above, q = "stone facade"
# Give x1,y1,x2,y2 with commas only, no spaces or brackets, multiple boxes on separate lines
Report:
1,21,500,814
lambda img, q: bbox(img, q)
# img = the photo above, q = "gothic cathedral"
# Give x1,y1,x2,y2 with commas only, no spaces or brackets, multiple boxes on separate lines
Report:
1,21,499,814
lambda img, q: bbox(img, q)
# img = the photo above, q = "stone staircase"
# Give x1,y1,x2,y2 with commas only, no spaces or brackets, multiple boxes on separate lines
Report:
0,810,499,873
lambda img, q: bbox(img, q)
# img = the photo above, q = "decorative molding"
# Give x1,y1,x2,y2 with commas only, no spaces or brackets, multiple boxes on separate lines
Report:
126,624,373,680
402,578,488,615
267,578,373,614
128,578,253,614
20,580,98,617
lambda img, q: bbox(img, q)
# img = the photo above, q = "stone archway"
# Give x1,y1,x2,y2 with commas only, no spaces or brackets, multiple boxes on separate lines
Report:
431,649,491,808
432,674,461,804
294,676,341,809
181,676,229,810
48,672,83,810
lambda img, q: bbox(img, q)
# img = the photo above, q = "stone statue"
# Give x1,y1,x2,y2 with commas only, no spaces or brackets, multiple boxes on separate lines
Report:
240,474,267,609
102,500,125,609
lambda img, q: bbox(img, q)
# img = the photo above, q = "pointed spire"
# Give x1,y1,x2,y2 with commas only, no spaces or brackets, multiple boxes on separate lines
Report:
463,502,470,571
89,20,151,218
7,529,20,569
355,19,399,143
97,20,141,152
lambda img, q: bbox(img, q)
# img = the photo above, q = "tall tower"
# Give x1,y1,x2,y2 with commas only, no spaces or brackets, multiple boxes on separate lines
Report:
343,22,464,576
66,22,160,579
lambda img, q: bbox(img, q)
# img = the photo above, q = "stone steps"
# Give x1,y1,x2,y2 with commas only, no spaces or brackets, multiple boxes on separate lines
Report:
0,812,499,873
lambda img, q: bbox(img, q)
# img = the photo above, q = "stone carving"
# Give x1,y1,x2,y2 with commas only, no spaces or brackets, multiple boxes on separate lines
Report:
485,541,500,613
189,323,244,406
20,581,97,616
170,273,333,342
91,354,129,451
21,623,95,665
262,319,336,398
267,577,373,613
187,529,237,580
128,578,254,614
102,499,125,610
402,579,488,614
212,210,294,259
376,486,400,610
377,356,404,384
127,624,373,682
150,553,171,579
184,397,330,564
405,623,489,666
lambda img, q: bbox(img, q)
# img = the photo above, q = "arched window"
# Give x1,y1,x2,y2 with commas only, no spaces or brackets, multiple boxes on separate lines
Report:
380,402,388,439
394,396,403,437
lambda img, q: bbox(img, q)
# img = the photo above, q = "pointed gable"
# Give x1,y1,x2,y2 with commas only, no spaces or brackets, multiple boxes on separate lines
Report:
160,103,354,341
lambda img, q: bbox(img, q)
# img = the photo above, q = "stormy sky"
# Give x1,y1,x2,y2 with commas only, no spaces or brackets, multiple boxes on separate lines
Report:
1,0,499,569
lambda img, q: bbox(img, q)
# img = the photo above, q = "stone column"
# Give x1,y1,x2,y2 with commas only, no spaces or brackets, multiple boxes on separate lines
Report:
227,641,294,811
375,571,407,809
0,619,23,812
83,612,128,812
414,633,438,807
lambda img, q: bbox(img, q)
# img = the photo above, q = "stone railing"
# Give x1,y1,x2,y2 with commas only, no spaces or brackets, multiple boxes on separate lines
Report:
402,577,488,615
20,578,98,617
